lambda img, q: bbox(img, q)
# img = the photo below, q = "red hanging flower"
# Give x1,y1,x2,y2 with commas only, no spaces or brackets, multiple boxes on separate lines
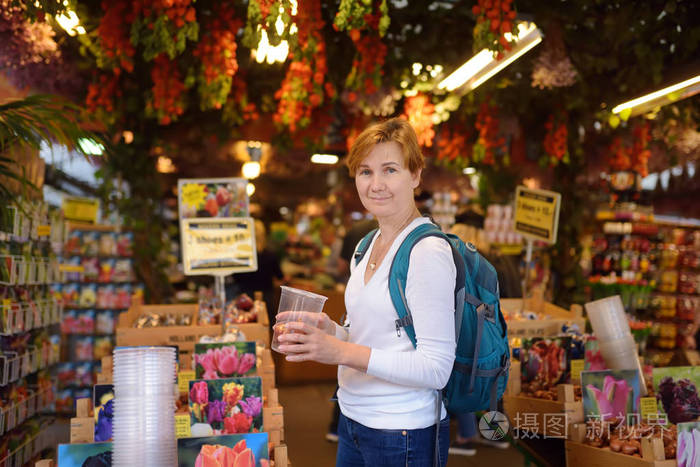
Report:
97,0,135,72
436,124,471,165
402,93,436,148
631,123,652,177
193,3,243,110
473,100,507,165
543,112,569,166
147,55,186,125
472,0,518,60
274,0,332,133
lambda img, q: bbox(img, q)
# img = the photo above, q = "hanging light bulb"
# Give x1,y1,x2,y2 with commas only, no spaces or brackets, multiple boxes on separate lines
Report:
246,183,256,196
242,161,261,179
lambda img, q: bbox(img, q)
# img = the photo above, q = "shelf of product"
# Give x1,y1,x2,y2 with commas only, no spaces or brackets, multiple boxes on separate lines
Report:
588,208,699,358
1,200,64,459
115,295,270,369
501,297,585,338
56,223,142,404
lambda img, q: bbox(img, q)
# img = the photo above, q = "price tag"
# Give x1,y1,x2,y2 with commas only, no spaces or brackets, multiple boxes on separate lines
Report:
178,370,195,394
37,225,51,237
570,359,584,382
175,414,191,438
2,299,10,307
640,397,658,421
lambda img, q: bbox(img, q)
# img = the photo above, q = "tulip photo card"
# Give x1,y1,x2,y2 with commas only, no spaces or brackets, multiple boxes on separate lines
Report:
177,433,269,467
652,366,700,425
57,442,112,467
520,336,571,390
194,342,257,379
582,369,641,423
93,384,114,442
677,422,700,467
189,376,263,436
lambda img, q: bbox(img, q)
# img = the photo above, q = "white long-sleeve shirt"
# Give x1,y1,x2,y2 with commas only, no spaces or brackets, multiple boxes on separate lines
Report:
336,217,456,430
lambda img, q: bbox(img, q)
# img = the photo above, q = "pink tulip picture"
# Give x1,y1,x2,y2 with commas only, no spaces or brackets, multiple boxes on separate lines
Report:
194,342,257,379
582,369,641,422
677,424,700,467
178,433,269,467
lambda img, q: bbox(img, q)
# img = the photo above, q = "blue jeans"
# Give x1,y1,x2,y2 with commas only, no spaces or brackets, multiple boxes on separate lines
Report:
457,412,477,439
336,412,450,467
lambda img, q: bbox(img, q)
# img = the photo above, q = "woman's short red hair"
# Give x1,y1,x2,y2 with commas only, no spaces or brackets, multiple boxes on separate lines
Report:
345,118,425,177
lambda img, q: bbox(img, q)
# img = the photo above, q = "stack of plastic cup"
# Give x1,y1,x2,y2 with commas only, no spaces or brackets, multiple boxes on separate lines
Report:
112,346,177,466
585,295,647,395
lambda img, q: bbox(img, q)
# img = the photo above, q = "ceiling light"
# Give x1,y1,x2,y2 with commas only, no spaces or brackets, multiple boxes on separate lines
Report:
77,138,104,155
55,10,85,36
242,161,261,179
437,22,542,93
462,167,476,175
246,183,255,197
612,74,700,117
156,156,176,173
311,154,339,164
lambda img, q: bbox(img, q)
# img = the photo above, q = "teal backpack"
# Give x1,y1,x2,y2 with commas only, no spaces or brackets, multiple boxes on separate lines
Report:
355,222,510,414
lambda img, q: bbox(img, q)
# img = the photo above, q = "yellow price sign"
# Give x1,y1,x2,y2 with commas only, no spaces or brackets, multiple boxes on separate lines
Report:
37,225,51,237
640,397,658,421
63,196,100,223
514,186,561,244
570,359,584,382
175,414,191,438
178,370,196,394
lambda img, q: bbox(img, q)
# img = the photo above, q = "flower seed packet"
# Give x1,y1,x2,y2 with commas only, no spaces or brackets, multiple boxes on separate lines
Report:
177,433,268,467
583,337,607,371
194,342,257,379
189,376,263,435
93,384,114,442
677,422,700,467
520,336,571,389
652,366,700,425
582,369,641,422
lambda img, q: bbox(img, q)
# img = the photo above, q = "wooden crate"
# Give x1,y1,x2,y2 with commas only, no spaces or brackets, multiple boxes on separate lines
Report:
503,359,583,435
565,440,675,467
116,298,270,368
502,298,585,338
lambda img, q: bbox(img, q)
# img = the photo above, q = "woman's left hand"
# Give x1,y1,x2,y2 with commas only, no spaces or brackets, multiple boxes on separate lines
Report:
276,321,345,365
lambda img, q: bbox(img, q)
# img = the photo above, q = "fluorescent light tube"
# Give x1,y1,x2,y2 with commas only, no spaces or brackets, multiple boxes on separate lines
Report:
311,154,339,164
612,75,700,116
438,22,543,93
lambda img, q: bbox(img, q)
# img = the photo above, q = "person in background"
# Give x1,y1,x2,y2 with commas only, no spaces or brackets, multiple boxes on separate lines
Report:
447,208,518,455
277,118,456,466
225,219,284,325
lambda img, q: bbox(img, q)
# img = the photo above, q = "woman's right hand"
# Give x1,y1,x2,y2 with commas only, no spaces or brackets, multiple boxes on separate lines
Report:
275,311,336,336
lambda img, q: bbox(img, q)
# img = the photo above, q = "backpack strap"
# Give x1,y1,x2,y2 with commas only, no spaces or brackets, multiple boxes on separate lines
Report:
387,223,466,348
353,229,378,267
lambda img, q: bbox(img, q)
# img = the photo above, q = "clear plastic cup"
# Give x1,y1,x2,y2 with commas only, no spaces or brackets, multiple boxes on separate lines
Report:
584,295,631,340
271,286,328,353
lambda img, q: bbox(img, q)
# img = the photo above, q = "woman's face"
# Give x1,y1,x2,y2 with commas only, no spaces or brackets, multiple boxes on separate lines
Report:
355,141,421,219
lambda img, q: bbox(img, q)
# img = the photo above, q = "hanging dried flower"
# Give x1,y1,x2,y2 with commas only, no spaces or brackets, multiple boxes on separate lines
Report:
531,22,578,89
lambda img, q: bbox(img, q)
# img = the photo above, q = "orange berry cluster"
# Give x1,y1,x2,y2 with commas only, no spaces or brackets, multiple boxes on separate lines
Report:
543,114,569,165
193,4,242,110
472,0,517,60
401,93,436,148
275,0,330,132
609,137,631,172
98,0,135,72
474,100,506,165
132,0,196,29
436,125,470,163
631,123,652,177
342,6,387,96
148,55,186,125
86,73,121,114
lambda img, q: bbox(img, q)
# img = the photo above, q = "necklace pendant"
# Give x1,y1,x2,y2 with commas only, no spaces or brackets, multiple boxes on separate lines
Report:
369,262,376,270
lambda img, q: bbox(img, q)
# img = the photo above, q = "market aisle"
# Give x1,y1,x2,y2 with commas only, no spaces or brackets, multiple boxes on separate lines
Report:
279,382,525,466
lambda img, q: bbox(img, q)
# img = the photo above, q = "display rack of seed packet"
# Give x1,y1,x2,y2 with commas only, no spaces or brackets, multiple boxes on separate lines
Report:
1,200,64,463
55,222,143,414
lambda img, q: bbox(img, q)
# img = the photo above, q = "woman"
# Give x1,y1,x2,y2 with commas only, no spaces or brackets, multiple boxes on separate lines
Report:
277,118,456,466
